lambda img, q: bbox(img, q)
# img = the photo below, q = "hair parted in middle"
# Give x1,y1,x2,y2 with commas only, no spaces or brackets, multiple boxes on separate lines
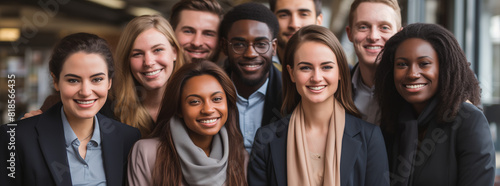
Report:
281,25,360,117
112,15,186,137
348,0,402,29
149,60,247,186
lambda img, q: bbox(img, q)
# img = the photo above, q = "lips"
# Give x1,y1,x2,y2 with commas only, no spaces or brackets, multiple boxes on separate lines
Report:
402,83,427,93
405,84,426,89
197,117,220,127
307,85,327,93
185,47,209,58
74,99,97,108
239,62,263,72
142,69,163,77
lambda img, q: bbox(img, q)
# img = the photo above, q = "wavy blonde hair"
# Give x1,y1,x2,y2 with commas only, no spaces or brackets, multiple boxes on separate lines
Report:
112,15,185,137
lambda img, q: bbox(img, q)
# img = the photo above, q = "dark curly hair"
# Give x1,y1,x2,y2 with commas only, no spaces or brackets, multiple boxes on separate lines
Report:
375,23,481,133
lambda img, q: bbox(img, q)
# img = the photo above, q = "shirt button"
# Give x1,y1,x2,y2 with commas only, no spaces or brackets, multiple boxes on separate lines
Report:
84,165,88,168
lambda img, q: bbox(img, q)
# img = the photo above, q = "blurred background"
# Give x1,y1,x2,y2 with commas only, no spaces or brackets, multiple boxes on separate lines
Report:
0,0,499,181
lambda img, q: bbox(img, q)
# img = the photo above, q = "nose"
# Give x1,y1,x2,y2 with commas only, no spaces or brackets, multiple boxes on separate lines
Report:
367,29,381,42
79,81,92,97
201,102,215,114
288,14,301,31
191,33,203,47
407,64,421,79
143,53,155,67
243,43,259,58
310,69,323,83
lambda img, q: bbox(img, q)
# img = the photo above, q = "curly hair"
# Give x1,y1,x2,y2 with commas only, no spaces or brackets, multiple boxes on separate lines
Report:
375,23,481,133
150,60,247,186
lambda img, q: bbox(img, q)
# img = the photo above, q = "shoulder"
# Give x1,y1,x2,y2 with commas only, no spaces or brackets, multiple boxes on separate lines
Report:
130,138,160,160
450,102,489,132
97,113,141,137
257,115,290,136
344,113,381,139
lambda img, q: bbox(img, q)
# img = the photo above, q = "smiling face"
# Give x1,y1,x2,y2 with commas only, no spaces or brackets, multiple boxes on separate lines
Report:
394,38,439,114
347,2,399,66
274,0,322,49
225,19,276,87
175,10,220,63
130,28,177,91
288,41,339,104
181,74,228,140
54,52,111,122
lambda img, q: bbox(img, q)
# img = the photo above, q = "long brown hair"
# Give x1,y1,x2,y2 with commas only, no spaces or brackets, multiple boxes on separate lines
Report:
282,25,360,117
112,15,185,137
149,60,247,186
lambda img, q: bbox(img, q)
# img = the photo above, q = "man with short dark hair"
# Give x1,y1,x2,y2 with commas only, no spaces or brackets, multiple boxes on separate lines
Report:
220,2,282,153
268,0,323,63
170,0,224,63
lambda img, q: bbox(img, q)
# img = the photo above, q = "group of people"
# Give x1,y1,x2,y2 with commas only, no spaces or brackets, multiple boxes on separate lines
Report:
0,0,495,185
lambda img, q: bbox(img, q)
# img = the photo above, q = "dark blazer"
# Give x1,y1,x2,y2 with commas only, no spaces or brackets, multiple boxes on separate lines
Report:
226,63,283,127
248,114,390,186
385,102,495,186
0,102,141,186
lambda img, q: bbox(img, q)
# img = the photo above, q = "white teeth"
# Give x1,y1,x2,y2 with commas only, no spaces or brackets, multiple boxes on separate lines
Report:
406,84,425,89
245,65,260,68
199,119,217,123
76,100,95,104
144,69,161,76
309,86,325,90
366,46,381,49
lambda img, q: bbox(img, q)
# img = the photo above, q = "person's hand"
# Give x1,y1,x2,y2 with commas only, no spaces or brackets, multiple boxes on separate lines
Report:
21,109,43,120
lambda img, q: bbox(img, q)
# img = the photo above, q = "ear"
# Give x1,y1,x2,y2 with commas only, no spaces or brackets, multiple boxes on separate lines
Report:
221,39,229,56
51,72,60,91
108,78,112,90
287,65,296,83
172,46,178,61
271,38,277,56
399,26,404,31
316,13,323,26
346,26,353,42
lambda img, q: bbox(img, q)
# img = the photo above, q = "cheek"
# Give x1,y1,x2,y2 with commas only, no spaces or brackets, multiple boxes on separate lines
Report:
130,59,142,73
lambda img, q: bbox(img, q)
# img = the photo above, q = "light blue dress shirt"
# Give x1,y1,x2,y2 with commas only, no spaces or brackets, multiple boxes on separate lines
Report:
237,78,269,153
61,107,107,186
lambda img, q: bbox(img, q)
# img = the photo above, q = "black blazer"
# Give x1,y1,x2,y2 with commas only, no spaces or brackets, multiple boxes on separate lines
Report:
226,63,283,127
0,102,141,186
248,114,390,186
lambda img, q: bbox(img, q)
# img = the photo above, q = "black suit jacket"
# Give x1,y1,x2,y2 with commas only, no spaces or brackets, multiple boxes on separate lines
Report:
0,102,140,186
248,114,390,186
226,63,283,127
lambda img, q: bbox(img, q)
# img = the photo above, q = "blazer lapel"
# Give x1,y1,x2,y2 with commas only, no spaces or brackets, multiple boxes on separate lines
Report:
35,103,73,186
261,65,283,127
340,114,362,186
98,114,123,186
270,118,288,186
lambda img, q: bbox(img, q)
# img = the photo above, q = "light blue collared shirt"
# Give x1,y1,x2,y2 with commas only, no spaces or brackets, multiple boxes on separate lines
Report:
61,107,107,186
236,78,269,153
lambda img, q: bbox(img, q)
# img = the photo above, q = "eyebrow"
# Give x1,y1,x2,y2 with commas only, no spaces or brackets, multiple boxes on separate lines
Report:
185,91,224,100
64,72,106,79
230,37,271,42
276,8,312,14
395,56,434,61
297,61,335,66
131,44,165,52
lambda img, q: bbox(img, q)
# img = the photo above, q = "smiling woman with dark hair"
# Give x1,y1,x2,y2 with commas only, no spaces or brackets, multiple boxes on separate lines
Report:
127,60,247,186
375,23,495,186
0,33,140,186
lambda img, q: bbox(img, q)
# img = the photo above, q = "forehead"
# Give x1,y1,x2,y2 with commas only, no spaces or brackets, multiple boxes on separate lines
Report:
275,0,316,12
177,10,220,31
227,20,272,40
182,74,224,95
134,28,169,47
352,2,398,26
294,41,336,63
61,52,108,75
395,38,437,57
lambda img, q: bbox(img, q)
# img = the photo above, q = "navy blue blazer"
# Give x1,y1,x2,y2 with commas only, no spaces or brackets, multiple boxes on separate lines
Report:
0,102,140,186
248,113,390,186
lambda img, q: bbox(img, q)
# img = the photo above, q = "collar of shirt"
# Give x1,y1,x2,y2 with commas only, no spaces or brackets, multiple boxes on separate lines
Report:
61,107,101,147
351,64,375,92
236,78,269,104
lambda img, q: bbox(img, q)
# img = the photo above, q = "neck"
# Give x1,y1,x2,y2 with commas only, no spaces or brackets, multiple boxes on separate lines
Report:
188,132,213,157
231,73,267,99
358,61,377,88
141,86,165,122
278,46,285,63
65,112,95,141
301,98,334,131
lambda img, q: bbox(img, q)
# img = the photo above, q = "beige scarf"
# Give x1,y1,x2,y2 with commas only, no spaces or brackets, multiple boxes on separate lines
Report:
287,99,345,186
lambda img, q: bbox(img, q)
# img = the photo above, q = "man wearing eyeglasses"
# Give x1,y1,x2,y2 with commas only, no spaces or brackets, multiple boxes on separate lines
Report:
220,2,282,153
